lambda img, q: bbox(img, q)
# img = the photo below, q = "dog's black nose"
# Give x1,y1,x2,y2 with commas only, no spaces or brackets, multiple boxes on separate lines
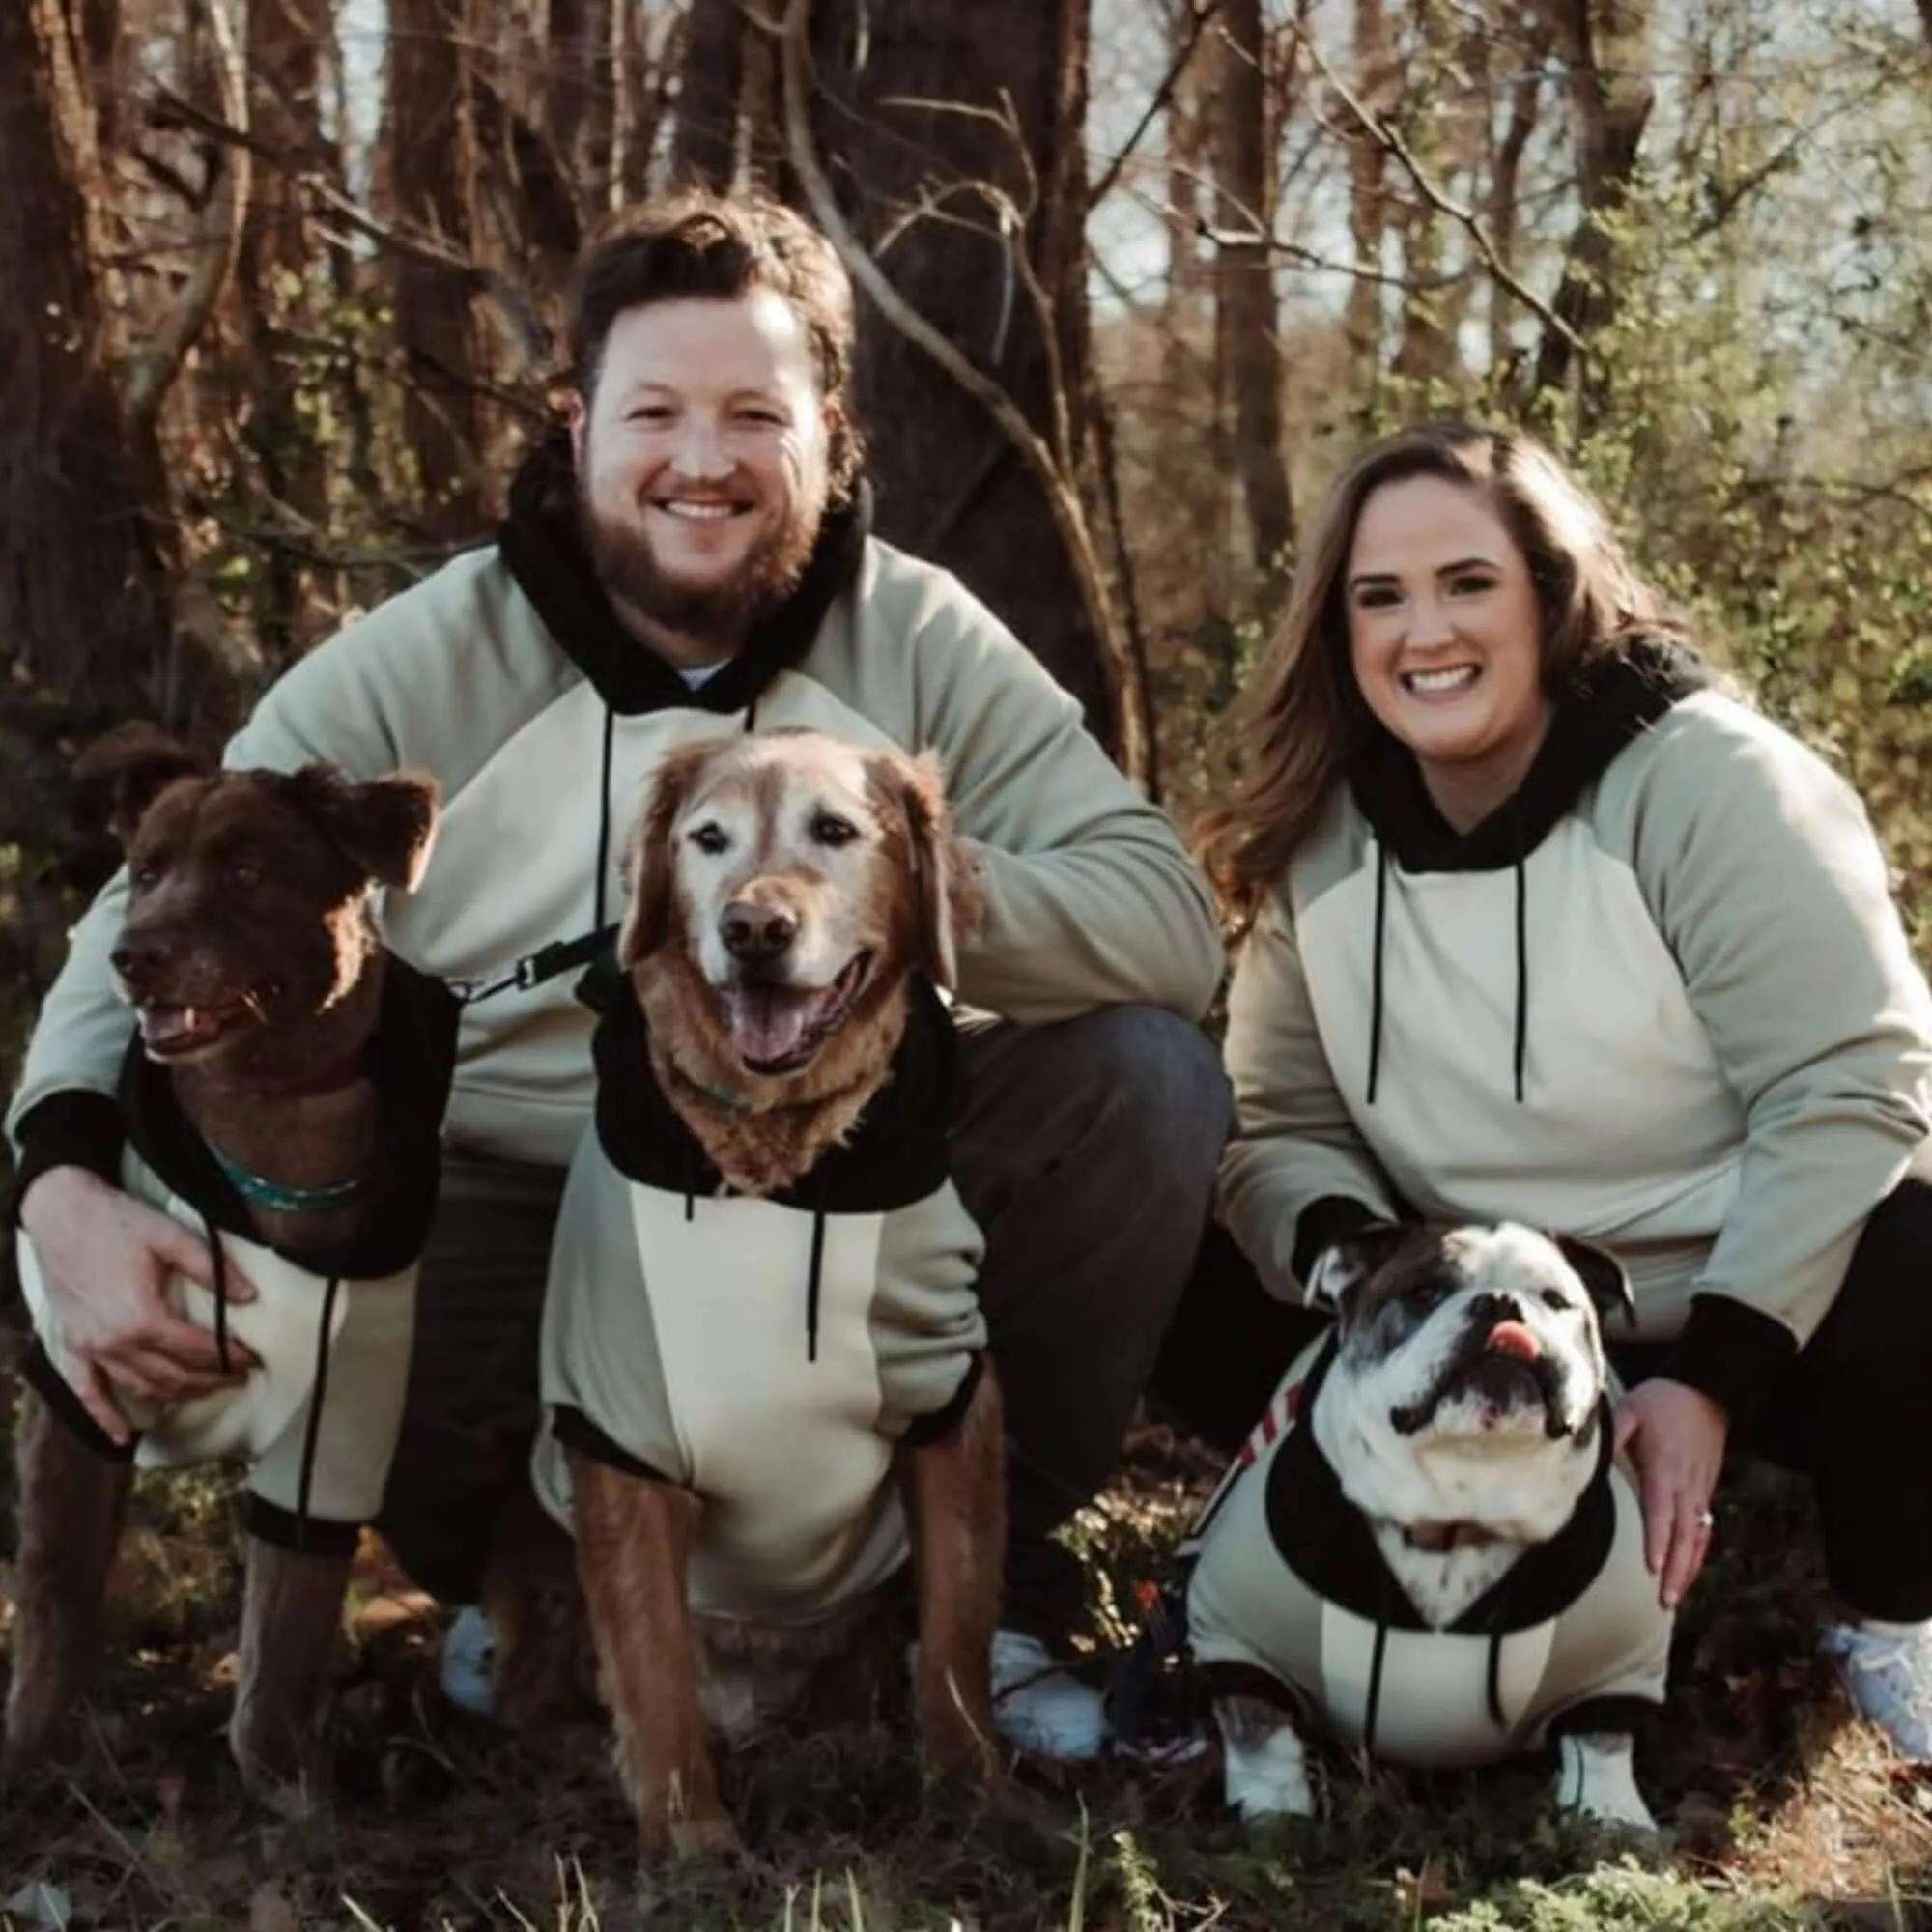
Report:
720,901,797,963
110,933,171,982
1469,1289,1525,1324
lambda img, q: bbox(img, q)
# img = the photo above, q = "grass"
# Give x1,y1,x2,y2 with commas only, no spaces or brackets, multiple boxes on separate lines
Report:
4,1356,1932,1931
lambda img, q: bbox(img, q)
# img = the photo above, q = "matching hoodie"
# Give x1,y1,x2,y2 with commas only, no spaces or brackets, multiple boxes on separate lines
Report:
16,959,458,1551
533,978,986,1623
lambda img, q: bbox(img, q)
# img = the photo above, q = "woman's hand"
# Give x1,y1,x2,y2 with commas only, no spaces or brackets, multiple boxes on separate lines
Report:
17,1166,257,1443
1612,1377,1728,1609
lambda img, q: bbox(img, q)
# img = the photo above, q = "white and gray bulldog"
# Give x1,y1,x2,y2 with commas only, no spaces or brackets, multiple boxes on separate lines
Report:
1185,1222,1671,1832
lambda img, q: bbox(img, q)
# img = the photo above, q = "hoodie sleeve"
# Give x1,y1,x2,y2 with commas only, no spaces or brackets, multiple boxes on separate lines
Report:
1630,699,1932,1431
1218,881,1403,1300
907,579,1224,1024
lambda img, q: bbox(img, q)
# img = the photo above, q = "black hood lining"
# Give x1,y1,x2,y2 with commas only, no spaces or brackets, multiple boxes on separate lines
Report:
1262,1333,1618,1635
594,973,961,1213
1349,637,1709,873
118,954,459,1279
498,427,871,719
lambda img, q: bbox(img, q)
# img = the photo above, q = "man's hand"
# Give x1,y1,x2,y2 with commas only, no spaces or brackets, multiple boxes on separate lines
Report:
17,1166,257,1444
1612,1377,1728,1610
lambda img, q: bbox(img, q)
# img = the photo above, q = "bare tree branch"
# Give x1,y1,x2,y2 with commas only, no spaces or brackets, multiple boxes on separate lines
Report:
1294,24,1583,358
146,76,552,371
1086,0,1221,212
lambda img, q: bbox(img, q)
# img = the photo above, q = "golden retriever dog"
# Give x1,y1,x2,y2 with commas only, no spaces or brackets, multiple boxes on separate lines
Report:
497,728,1003,1858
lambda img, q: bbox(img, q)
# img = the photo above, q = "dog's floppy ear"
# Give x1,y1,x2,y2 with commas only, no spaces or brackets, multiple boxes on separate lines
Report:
619,741,713,969
72,724,207,850
889,749,983,991
279,765,441,891
1553,1234,1636,1329
1304,1219,1411,1317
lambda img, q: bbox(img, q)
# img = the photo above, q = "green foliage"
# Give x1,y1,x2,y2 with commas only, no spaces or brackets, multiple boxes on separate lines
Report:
1426,1861,1826,1931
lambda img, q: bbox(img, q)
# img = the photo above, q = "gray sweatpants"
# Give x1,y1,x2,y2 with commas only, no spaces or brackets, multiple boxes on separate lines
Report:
374,1005,1231,1638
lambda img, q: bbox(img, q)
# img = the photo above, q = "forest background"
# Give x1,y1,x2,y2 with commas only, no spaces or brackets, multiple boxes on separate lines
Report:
4,1,1932,1926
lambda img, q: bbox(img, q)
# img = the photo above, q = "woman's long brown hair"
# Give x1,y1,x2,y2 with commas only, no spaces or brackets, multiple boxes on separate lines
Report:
1195,421,1685,929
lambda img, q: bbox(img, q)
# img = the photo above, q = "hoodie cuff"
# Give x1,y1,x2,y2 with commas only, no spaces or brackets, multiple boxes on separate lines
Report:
1291,1196,1389,1292
9,1091,126,1230
1660,1293,1798,1435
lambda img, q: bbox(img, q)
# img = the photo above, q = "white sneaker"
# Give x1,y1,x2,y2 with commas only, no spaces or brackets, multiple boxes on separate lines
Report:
1823,1619,1932,1760
989,1628,1106,1762
439,1604,497,1717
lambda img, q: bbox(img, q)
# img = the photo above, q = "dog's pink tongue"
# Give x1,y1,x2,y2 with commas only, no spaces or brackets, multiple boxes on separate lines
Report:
728,985,815,1067
1486,1321,1542,1362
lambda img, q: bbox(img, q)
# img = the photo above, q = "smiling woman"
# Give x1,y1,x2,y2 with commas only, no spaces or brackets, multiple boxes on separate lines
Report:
1163,417,1932,1771
1343,475,1552,833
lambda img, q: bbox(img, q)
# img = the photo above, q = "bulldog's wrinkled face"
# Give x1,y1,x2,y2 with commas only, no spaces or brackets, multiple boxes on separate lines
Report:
1308,1223,1631,1543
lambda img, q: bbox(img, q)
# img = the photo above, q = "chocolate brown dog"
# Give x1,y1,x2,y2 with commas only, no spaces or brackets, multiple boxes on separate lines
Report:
5,727,456,1808
502,729,1003,1857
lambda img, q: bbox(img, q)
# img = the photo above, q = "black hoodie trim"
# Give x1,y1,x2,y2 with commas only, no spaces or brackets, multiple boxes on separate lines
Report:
551,1401,676,1485
9,1090,128,1228
114,955,459,1279
1349,638,1710,874
245,1494,361,1557
1291,1196,1393,1288
497,428,871,719
1263,1335,1618,1634
899,1350,986,1447
1661,1292,1797,1435
593,975,959,1214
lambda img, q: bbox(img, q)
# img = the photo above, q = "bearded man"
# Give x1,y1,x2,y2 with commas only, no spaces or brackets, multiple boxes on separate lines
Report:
9,192,1229,1761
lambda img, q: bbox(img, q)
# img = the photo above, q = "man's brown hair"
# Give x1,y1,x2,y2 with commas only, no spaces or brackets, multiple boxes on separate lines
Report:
565,191,863,501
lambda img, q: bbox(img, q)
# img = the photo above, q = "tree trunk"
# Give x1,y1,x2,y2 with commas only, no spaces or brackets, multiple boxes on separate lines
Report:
1,0,185,997
1344,0,1393,395
1212,0,1293,583
671,0,744,190
1389,0,1457,390
0,0,173,721
385,0,488,540
240,0,338,665
1486,7,1553,374
1529,0,1656,426
798,0,1128,759
547,0,611,208
1163,0,1208,328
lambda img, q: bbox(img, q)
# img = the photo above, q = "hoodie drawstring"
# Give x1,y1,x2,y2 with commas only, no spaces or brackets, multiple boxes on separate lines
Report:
1363,1608,1511,1754
594,703,615,933
200,1207,233,1376
805,1208,826,1362
1367,840,1389,1105
1512,854,1529,1104
1363,1612,1391,1757
291,1274,342,1552
1365,838,1530,1106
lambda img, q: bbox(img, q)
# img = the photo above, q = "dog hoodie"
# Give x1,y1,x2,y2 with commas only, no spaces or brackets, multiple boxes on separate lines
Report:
16,957,458,1556
532,977,987,1625
1185,1335,1672,1766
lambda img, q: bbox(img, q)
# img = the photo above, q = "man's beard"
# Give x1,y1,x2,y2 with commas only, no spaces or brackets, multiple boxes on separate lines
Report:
577,482,826,650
